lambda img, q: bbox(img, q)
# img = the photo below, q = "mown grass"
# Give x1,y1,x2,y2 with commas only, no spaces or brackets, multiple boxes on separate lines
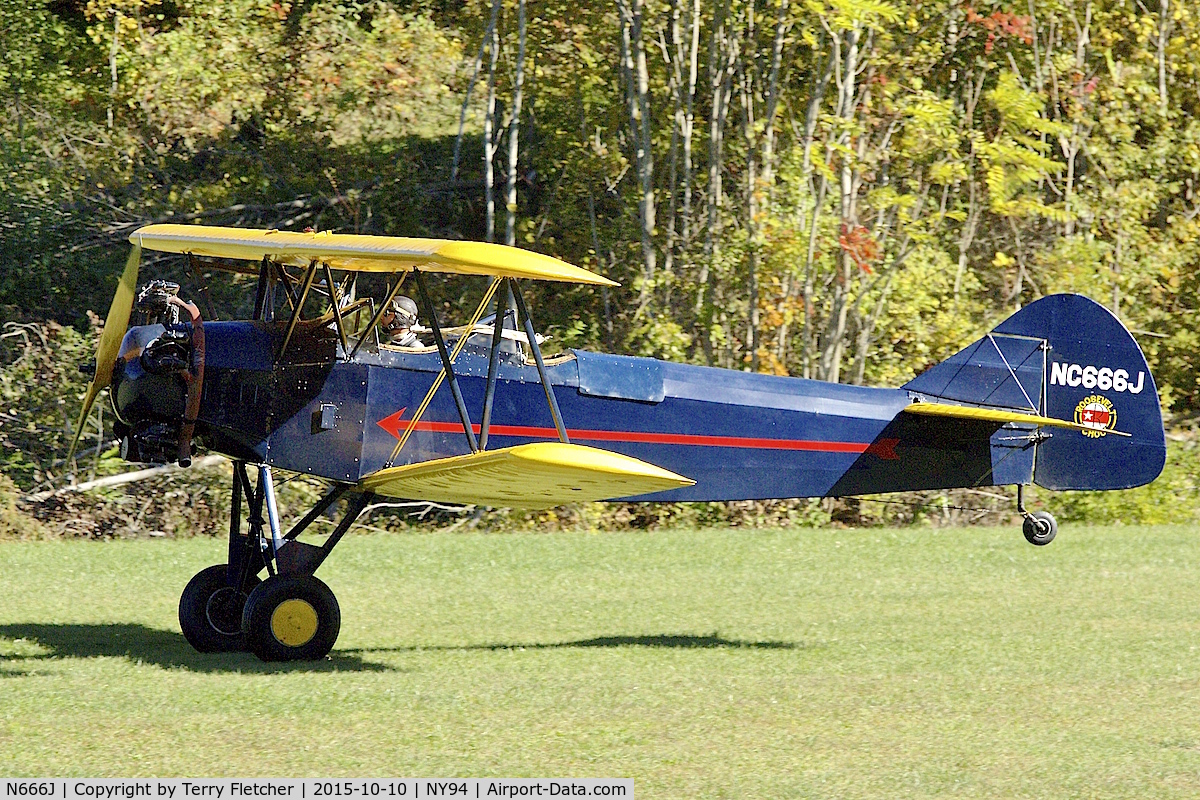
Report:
3,525,1200,797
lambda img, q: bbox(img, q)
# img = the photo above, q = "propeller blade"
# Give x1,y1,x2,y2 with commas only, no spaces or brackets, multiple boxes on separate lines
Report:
66,245,141,466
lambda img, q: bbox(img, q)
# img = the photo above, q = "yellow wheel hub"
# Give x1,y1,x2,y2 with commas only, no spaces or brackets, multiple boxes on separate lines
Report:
270,599,319,647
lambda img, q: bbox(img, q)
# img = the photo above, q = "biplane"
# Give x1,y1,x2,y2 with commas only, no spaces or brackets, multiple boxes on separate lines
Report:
69,224,1166,661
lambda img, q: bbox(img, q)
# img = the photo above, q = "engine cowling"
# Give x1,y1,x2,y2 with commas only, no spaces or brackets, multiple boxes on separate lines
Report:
111,324,190,463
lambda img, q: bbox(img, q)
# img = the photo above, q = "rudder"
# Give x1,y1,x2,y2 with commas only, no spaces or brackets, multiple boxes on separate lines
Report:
905,294,1165,491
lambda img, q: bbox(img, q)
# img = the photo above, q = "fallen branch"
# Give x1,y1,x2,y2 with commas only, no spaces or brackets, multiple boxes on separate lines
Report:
361,499,474,519
25,454,227,502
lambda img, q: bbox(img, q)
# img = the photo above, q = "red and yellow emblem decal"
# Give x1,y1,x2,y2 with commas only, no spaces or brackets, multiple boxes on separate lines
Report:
1074,394,1116,438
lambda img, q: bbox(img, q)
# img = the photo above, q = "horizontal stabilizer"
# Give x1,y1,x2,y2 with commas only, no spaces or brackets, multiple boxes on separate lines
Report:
359,442,695,509
903,401,1131,437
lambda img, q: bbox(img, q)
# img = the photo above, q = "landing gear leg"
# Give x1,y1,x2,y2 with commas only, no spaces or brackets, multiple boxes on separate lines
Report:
238,482,371,661
1017,484,1057,546
178,463,262,652
176,462,371,661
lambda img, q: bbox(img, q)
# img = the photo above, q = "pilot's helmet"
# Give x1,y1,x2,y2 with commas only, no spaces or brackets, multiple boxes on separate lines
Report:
385,295,419,334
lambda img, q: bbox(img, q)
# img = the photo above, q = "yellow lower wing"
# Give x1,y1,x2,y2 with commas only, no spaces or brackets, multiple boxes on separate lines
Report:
903,401,1131,437
359,442,695,509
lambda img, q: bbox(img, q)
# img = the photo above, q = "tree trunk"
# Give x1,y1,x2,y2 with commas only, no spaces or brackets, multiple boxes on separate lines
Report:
681,0,701,249
1059,3,1091,236
453,0,502,181
618,0,657,313
483,8,501,243
108,11,119,130
695,0,734,364
751,0,790,371
505,0,527,247
662,8,682,284
759,0,789,192
739,0,758,370
1158,0,1171,118
790,35,834,377
850,274,893,386
954,178,981,301
817,23,861,384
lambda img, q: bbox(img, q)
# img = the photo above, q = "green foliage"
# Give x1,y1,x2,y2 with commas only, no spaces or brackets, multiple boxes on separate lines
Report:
0,473,49,539
977,74,1070,221
0,321,96,490
290,2,464,145
23,459,332,540
484,497,833,533
127,0,283,150
858,246,986,387
4,0,1200,530
0,0,121,325
129,0,465,150
0,0,85,111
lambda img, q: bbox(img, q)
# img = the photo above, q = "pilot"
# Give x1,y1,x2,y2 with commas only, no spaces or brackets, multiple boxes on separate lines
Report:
381,295,422,347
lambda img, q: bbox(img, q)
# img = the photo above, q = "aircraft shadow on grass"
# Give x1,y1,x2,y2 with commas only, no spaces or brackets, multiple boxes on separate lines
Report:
0,623,391,674
0,625,799,674
349,633,801,654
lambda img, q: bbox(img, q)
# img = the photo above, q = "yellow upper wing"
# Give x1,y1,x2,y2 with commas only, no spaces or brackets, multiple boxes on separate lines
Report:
359,442,694,509
129,224,618,286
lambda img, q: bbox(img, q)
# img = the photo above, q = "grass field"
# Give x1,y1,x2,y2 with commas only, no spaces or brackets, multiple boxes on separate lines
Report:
3,524,1200,797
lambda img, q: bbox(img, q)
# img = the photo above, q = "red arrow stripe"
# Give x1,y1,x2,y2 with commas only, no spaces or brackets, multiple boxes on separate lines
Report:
379,414,870,453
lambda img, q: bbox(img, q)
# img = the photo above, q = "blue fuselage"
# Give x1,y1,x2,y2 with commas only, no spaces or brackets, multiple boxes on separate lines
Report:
113,320,1037,501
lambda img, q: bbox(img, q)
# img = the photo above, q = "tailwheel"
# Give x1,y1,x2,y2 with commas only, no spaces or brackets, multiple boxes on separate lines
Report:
1022,511,1058,546
242,574,341,662
179,565,259,653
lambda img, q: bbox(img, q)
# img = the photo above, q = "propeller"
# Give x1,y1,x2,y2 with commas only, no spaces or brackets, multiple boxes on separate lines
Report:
66,245,142,467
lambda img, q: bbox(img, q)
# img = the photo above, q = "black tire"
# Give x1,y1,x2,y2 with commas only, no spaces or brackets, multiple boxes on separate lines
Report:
242,574,340,662
179,564,259,653
1022,511,1058,546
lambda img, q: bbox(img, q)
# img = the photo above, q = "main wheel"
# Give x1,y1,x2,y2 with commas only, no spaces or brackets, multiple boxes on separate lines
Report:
1022,511,1058,546
179,564,259,653
242,574,340,662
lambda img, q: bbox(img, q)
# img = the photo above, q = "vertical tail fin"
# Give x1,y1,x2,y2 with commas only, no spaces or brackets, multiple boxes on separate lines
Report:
904,294,1165,491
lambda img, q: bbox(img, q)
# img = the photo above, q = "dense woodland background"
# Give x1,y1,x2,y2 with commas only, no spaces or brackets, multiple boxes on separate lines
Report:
3,0,1200,536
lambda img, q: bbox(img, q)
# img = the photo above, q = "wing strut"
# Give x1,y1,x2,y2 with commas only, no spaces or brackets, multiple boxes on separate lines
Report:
511,278,569,444
413,269,480,454
383,274,569,463
478,279,510,450
277,260,319,360
348,272,408,360
323,262,350,354
385,273,501,465
252,255,273,321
